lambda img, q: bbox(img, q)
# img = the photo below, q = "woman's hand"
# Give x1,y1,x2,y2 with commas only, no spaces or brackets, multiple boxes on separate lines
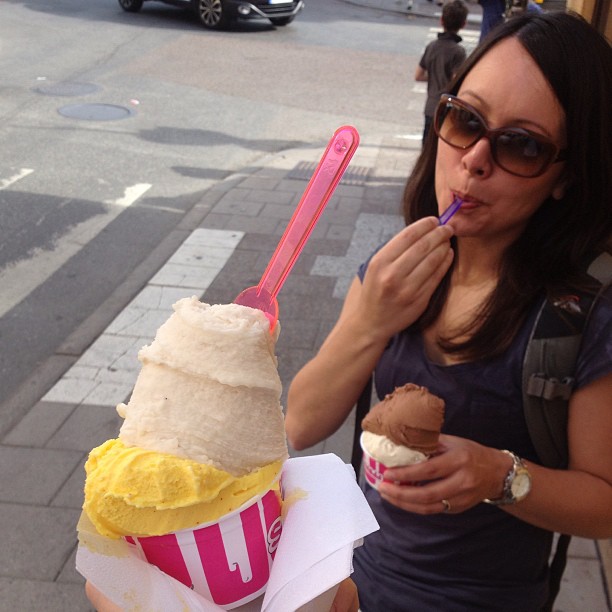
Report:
377,434,511,514
330,578,359,612
86,577,359,612
85,581,122,612
358,217,454,342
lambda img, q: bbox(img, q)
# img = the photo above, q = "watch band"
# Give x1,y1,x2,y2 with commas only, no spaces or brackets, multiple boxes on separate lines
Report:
484,450,531,506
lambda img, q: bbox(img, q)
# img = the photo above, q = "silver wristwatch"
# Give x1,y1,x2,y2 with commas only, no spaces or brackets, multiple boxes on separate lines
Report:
484,450,532,506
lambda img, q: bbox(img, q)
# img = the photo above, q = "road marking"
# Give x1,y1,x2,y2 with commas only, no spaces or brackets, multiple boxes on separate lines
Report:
42,228,244,407
0,168,33,190
0,183,153,318
104,183,151,207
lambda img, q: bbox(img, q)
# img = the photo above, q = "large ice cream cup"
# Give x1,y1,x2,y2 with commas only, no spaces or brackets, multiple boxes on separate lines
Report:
123,487,282,610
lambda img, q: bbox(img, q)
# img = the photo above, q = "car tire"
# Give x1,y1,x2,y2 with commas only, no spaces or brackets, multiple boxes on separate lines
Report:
118,0,144,12
195,0,231,29
270,16,295,26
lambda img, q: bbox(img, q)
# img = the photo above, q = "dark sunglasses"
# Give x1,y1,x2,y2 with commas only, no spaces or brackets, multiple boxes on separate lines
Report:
434,95,567,178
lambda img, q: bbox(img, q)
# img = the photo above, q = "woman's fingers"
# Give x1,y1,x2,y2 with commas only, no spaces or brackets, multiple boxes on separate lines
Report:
359,218,454,336
85,581,122,612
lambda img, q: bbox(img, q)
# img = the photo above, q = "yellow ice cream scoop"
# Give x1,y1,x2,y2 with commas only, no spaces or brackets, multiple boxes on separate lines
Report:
84,439,282,539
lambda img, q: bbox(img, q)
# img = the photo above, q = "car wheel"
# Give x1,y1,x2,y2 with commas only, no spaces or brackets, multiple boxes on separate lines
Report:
195,0,231,29
270,16,295,26
118,0,144,12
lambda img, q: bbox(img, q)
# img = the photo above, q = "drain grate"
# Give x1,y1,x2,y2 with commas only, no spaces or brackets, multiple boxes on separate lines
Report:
57,103,134,121
288,161,371,186
35,81,100,97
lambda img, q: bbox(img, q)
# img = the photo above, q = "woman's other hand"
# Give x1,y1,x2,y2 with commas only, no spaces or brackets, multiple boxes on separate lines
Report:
330,577,360,612
85,581,122,612
377,434,510,514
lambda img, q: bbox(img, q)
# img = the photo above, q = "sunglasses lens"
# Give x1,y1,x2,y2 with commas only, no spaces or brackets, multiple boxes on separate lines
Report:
494,132,552,177
437,103,483,148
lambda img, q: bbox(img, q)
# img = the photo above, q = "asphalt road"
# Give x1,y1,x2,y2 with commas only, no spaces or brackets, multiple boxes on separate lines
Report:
0,0,478,432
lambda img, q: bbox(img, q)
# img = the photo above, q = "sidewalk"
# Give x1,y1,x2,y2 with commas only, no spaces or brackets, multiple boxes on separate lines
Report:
344,0,484,24
0,132,610,610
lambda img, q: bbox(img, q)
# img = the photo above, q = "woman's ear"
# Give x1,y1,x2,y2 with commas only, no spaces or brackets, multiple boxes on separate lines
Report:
551,176,570,200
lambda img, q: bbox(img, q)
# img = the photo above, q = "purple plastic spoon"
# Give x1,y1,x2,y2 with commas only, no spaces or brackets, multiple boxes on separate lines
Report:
439,196,463,225
234,125,360,330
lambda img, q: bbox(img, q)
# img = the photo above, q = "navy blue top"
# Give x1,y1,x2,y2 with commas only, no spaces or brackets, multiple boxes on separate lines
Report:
352,259,612,611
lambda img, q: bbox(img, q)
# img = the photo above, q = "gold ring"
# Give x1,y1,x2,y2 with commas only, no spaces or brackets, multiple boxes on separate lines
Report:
441,499,451,513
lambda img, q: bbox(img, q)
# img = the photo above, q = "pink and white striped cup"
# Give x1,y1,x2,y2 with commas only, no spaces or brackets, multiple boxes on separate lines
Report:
124,487,282,610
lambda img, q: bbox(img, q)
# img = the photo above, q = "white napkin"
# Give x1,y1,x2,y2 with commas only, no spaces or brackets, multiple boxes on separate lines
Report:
77,454,379,611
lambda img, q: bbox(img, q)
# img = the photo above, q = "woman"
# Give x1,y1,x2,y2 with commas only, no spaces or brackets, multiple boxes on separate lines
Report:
285,12,612,611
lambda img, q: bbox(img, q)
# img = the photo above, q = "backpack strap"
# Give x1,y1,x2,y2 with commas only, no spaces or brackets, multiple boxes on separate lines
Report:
521,296,588,469
522,252,610,469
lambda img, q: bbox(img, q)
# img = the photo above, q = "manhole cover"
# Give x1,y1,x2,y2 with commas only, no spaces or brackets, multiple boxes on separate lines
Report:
58,103,134,121
35,81,100,97
288,160,371,186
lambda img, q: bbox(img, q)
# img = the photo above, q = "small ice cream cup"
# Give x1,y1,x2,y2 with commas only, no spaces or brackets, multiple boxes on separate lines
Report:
123,487,282,610
360,432,427,490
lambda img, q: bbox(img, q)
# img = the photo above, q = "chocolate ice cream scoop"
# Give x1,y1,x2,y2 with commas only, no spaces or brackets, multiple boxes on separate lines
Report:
361,383,445,454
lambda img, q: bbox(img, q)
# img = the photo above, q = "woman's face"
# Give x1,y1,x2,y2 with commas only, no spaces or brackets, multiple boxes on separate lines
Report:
434,37,568,245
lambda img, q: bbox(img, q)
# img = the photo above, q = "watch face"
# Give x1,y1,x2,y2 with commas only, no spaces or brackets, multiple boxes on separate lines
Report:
511,472,531,499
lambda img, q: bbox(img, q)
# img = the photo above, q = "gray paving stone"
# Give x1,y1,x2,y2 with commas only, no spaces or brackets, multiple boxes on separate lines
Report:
275,178,313,193
0,446,83,505
226,214,283,234
2,401,76,447
555,557,609,611
0,503,81,580
51,457,86,510
247,189,295,205
45,404,122,453
277,318,321,352
0,577,92,612
211,196,265,217
259,203,295,219
196,211,231,229
282,274,337,297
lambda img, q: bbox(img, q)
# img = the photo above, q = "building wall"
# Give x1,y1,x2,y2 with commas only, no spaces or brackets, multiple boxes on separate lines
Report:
567,0,612,40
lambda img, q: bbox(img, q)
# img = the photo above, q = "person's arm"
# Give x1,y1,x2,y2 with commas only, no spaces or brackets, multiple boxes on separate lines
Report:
378,373,612,538
415,65,428,82
285,218,454,450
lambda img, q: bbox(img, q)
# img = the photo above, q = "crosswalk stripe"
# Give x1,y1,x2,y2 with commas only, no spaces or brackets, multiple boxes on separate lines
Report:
42,227,244,407
104,183,151,207
0,168,33,190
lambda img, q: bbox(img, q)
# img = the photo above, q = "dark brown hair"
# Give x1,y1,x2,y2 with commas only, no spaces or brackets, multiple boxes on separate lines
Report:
442,0,468,32
403,12,612,359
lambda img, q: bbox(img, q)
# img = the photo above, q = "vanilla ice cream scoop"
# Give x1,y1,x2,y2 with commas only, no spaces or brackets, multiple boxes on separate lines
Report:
117,297,288,477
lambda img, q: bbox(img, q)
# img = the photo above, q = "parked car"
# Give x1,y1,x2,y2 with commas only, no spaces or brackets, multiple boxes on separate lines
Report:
117,0,304,30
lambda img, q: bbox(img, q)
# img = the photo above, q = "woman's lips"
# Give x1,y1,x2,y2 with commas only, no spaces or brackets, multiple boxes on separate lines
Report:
453,193,481,209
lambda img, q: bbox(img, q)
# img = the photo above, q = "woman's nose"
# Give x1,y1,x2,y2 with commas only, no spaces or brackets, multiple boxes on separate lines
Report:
461,137,494,178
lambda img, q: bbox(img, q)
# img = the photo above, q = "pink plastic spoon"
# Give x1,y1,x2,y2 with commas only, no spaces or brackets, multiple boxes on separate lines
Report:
234,125,360,330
